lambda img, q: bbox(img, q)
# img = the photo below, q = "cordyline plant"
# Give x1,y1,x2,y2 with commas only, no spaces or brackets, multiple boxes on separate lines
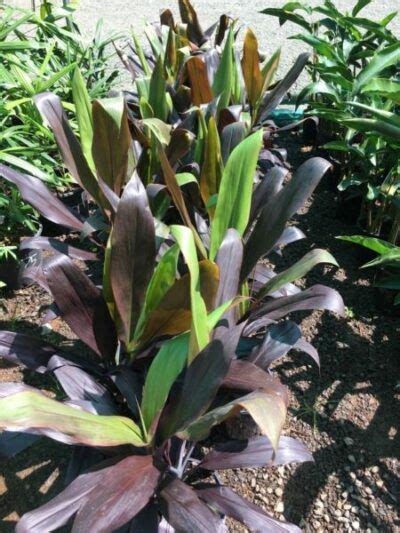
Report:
0,171,319,531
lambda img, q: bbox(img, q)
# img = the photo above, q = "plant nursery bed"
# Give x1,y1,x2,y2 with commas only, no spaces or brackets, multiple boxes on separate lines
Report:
0,135,399,532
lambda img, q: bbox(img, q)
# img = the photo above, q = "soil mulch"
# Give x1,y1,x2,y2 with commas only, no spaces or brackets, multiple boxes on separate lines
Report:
0,133,399,532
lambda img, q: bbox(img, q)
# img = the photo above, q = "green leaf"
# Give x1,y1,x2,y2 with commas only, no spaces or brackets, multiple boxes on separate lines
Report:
132,29,151,76
171,225,209,361
210,130,263,260
257,249,338,299
363,249,400,268
142,118,171,146
72,67,94,171
134,244,180,341
0,390,145,447
92,97,131,195
352,0,372,16
342,118,400,142
149,56,169,122
141,299,235,432
199,116,223,211
337,235,396,256
360,78,400,104
354,43,400,94
212,27,234,110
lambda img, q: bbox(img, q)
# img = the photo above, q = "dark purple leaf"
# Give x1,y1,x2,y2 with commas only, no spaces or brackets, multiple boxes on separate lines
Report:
34,92,104,208
249,284,345,321
249,264,300,298
250,321,302,369
273,226,306,255
47,355,116,414
17,456,159,533
110,367,143,417
0,331,56,372
258,53,310,122
20,236,97,261
249,166,287,226
222,361,289,403
44,254,117,359
214,229,243,327
0,164,83,231
160,478,222,532
198,486,301,532
200,435,313,470
221,122,247,165
110,173,156,347
294,337,320,367
160,325,243,440
118,502,160,532
242,157,332,279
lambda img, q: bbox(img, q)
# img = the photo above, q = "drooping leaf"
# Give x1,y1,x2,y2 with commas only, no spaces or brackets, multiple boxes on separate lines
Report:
256,249,338,299
198,486,301,532
337,235,396,256
0,164,83,231
17,456,159,532
0,386,144,447
210,130,263,259
92,97,132,195
110,174,156,349
250,321,302,369
181,388,287,450
222,360,283,392
201,434,313,470
20,236,97,261
242,157,332,279
241,28,263,107
44,254,117,359
0,331,56,372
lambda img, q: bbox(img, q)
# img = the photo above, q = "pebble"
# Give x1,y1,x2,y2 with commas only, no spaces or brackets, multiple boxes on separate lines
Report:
315,499,324,508
323,514,330,523
352,521,360,530
275,487,283,497
251,478,256,488
371,466,379,474
376,479,384,488
275,502,284,513
348,454,356,463
314,508,323,516
344,437,354,446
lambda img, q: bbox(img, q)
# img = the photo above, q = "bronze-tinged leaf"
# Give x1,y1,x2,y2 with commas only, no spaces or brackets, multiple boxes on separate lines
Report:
92,97,131,196
139,260,219,343
241,28,263,107
178,0,206,46
186,56,213,106
110,174,156,349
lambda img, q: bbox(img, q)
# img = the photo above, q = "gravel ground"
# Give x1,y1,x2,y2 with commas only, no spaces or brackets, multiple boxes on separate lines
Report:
10,0,400,89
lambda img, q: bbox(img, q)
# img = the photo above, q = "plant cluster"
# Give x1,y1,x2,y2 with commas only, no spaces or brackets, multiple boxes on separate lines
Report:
0,1,345,530
262,0,400,241
0,1,119,240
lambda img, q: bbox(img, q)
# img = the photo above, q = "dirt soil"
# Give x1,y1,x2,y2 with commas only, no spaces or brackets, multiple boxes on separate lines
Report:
0,133,399,532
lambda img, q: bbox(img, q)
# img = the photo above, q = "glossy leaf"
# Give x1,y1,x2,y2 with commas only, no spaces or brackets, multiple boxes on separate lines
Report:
161,479,222,532
0,164,83,231
242,157,331,280
241,28,263,106
17,456,158,532
354,43,400,94
257,249,338,299
20,236,97,261
250,321,302,369
92,97,131,195
338,235,396,256
201,434,313,470
0,331,56,373
198,486,301,532
181,389,287,450
213,28,234,111
149,56,169,122
0,386,144,447
220,122,247,165
110,174,156,348
186,56,213,106
210,130,263,259
44,254,117,359
72,67,94,171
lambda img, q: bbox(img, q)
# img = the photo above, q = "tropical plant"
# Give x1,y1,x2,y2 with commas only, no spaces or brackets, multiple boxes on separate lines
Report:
0,2,120,236
339,234,400,304
261,0,400,240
